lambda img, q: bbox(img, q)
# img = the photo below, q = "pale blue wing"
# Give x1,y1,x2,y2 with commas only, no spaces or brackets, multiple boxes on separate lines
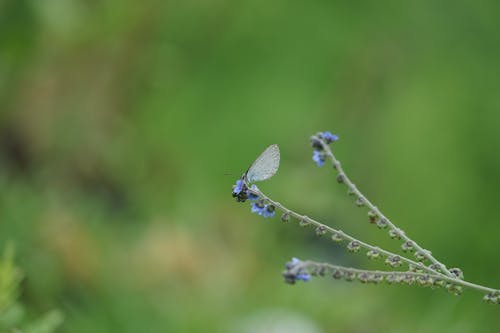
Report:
245,144,280,183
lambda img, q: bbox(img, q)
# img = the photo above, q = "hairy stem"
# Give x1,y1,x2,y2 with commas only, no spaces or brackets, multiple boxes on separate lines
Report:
295,260,444,280
247,172,500,295
248,187,447,278
316,135,456,279
296,260,500,295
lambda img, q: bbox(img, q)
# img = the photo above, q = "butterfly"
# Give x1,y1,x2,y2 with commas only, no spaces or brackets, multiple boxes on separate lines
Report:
243,144,280,184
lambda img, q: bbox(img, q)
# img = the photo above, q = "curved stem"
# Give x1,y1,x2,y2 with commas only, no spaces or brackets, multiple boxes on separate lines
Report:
316,135,456,279
248,187,447,278
296,260,444,280
296,260,500,294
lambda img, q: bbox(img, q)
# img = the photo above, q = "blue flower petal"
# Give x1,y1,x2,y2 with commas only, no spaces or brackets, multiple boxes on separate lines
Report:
296,273,311,282
232,179,244,195
251,202,265,215
262,206,276,218
312,150,325,167
248,184,259,200
323,131,339,144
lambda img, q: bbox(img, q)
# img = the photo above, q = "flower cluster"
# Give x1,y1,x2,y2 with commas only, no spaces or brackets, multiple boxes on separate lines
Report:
310,131,338,167
231,130,500,303
282,258,312,284
232,179,248,202
296,261,459,289
232,180,275,218
251,200,276,218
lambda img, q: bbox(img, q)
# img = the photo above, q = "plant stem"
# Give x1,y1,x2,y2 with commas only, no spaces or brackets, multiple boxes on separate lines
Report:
296,260,500,295
248,187,447,278
316,135,456,279
296,260,443,280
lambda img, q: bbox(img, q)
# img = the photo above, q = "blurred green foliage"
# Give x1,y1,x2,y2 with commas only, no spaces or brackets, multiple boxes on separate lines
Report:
1,0,500,332
0,245,63,333
0,244,21,314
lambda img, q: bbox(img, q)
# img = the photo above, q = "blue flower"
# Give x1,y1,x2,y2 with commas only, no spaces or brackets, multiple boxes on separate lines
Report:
232,179,244,195
262,204,275,218
285,257,301,270
232,178,249,202
283,258,312,283
312,150,325,167
248,184,259,200
251,201,266,215
296,273,312,282
322,131,339,144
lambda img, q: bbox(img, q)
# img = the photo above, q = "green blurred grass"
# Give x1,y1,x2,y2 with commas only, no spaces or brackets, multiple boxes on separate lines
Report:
1,0,500,331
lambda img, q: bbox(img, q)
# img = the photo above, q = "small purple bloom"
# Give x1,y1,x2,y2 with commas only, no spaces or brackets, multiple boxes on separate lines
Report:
322,131,339,144
248,184,259,200
251,202,265,215
232,179,244,195
262,204,275,218
232,178,249,202
312,150,325,167
286,257,301,270
283,257,312,284
296,273,312,282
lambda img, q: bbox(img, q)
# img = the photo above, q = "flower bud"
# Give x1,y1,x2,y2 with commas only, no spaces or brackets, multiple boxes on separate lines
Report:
428,264,441,273
402,274,415,285
366,249,381,260
347,240,361,253
332,269,344,280
483,293,499,304
371,274,384,284
331,232,343,242
345,271,356,281
376,218,388,229
282,271,297,284
388,229,401,239
280,212,290,223
414,251,426,261
433,279,446,288
446,284,463,296
310,137,323,150
368,210,377,224
386,274,396,284
358,272,370,283
385,255,402,267
315,226,327,236
401,241,414,252
417,275,432,287
311,266,326,277
449,268,464,279
299,217,311,227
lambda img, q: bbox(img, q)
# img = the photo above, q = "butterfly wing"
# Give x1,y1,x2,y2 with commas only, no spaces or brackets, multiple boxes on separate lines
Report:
245,144,280,183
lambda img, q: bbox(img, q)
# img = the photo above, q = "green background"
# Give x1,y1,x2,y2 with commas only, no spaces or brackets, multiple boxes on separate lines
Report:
1,0,499,332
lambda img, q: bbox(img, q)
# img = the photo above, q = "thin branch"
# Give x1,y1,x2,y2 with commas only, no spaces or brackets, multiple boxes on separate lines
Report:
248,187,448,278
316,135,456,279
296,259,500,295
